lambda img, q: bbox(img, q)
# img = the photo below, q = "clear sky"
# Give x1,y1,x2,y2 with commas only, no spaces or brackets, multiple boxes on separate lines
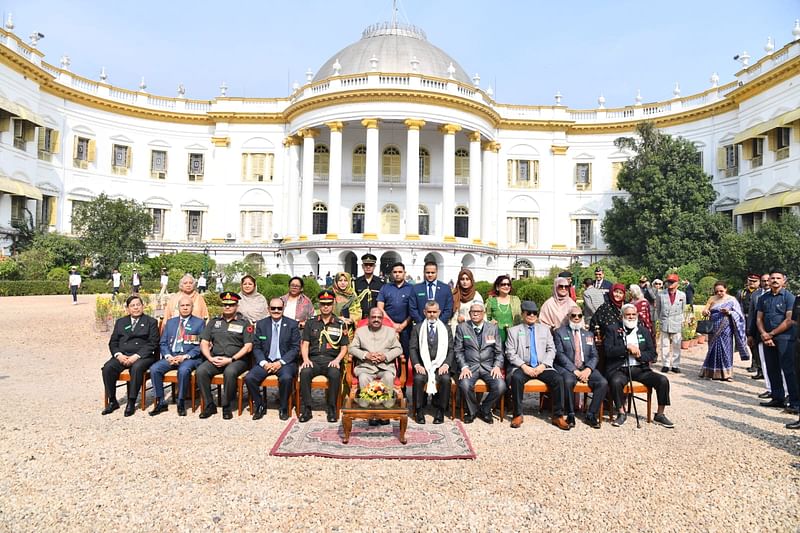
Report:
2,0,798,108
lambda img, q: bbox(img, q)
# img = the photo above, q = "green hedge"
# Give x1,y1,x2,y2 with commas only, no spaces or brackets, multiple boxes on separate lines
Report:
0,279,165,296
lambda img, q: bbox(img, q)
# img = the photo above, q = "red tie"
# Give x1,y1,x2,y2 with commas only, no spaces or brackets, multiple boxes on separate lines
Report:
573,330,583,367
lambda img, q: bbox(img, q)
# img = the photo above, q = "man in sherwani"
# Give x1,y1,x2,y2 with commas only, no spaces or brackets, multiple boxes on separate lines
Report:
454,302,506,424
505,300,570,430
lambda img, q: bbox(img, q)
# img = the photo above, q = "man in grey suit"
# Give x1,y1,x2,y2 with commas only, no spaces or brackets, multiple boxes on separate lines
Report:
553,305,608,429
506,300,571,430
454,303,506,424
581,278,606,325
656,273,686,373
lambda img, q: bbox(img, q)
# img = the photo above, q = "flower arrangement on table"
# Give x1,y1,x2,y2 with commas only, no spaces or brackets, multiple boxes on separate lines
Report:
357,381,394,407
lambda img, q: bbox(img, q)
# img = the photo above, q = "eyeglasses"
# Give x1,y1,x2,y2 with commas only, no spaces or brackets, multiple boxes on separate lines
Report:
289,285,302,289
523,310,538,315
269,306,284,311
570,313,583,318
557,285,570,289
499,282,511,287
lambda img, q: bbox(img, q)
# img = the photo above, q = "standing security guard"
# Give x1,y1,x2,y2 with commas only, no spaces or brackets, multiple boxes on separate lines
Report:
298,290,349,423
354,253,384,321
196,292,254,419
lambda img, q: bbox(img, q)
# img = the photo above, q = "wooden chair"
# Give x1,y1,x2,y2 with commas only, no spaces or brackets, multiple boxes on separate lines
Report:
411,377,458,420
508,377,548,418
159,369,197,412
241,373,295,416
458,378,508,422
624,380,653,423
294,374,342,418
103,369,149,411
199,371,247,414
346,316,407,405
572,381,604,425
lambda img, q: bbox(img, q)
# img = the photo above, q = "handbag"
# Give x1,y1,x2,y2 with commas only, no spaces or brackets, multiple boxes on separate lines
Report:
695,319,713,335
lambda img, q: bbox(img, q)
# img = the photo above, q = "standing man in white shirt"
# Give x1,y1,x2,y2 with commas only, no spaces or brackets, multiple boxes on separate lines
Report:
158,268,169,309
198,272,208,294
131,268,141,295
68,266,81,305
108,268,123,301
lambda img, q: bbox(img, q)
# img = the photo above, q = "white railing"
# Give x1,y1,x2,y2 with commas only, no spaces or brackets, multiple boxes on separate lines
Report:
457,85,474,97
379,75,409,85
311,82,330,94
569,110,597,121
41,63,60,77
606,108,635,119
185,101,211,112
679,93,706,108
147,96,176,109
109,88,136,103
341,76,368,88
772,49,789,65
421,78,447,91
72,77,98,94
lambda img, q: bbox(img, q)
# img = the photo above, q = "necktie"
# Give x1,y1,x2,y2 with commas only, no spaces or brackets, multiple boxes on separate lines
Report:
131,317,138,330
269,321,280,361
528,325,538,366
427,282,434,300
474,325,482,348
573,330,583,367
174,318,186,353
596,280,601,289
429,323,436,343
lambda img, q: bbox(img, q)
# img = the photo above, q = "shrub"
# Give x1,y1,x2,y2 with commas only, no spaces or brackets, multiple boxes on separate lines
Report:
16,248,55,280
696,275,717,306
516,283,551,308
204,291,222,308
266,273,290,286
303,276,322,303
475,281,492,301
263,284,288,302
0,259,20,280
47,267,69,281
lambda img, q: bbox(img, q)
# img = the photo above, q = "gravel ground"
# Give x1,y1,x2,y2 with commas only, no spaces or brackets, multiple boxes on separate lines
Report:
0,294,798,532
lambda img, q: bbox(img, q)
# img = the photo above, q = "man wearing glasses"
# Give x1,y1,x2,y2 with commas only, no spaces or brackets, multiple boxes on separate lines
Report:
506,301,570,430
245,298,300,421
553,306,608,429
196,292,254,419
298,290,349,423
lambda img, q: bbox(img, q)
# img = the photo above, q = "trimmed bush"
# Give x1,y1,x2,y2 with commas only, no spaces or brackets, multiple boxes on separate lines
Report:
302,277,322,303
0,259,20,280
516,283,551,308
47,267,69,281
266,273,290,286
475,281,492,301
263,284,289,302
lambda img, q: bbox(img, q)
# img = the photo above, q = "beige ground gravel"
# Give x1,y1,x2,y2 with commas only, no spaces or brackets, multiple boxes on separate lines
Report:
0,295,798,532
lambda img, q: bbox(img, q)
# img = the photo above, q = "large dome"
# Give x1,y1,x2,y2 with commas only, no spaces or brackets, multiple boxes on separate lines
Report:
313,22,472,84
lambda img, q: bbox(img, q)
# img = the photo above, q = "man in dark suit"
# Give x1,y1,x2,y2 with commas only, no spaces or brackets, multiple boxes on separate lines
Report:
593,267,613,292
409,300,454,424
101,295,160,416
505,300,570,430
603,304,674,428
553,305,608,429
410,261,453,324
149,295,206,416
454,302,506,423
245,297,300,421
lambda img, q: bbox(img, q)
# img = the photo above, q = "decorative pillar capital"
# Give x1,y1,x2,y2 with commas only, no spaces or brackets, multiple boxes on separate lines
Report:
326,121,344,133
361,118,380,129
439,123,462,135
299,128,320,139
404,118,426,130
550,144,569,155
468,131,481,143
283,135,301,147
481,141,501,152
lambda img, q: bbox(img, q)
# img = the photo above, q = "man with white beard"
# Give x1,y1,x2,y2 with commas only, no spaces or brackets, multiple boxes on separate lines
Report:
603,304,674,428
553,305,608,429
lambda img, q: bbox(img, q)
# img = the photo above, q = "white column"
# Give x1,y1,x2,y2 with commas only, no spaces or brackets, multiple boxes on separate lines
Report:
326,121,343,239
404,118,425,238
362,118,380,238
440,123,461,241
481,141,500,245
550,144,569,248
299,128,318,239
468,131,482,243
283,136,301,239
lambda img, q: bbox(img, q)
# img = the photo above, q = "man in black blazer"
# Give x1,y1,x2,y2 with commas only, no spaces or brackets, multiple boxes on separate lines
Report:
409,300,454,424
409,261,453,324
603,304,674,428
101,295,160,416
593,267,613,292
245,297,301,420
553,305,608,428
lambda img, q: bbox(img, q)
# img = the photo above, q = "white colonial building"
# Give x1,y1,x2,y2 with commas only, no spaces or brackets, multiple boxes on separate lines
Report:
1,17,799,280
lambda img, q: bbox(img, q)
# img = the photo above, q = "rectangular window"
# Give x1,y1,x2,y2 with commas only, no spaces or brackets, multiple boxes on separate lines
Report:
751,138,764,168
150,150,167,179
12,120,25,150
610,162,622,190
576,219,593,248
37,127,59,162
506,217,539,248
186,211,203,241
507,159,539,188
73,137,95,168
725,145,738,177
776,127,791,160
41,195,56,227
10,196,26,224
242,153,273,182
112,144,131,175
575,162,592,190
150,208,165,239
188,153,204,181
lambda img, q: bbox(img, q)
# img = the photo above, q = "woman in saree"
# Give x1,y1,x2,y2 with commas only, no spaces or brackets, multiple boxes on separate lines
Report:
699,281,749,381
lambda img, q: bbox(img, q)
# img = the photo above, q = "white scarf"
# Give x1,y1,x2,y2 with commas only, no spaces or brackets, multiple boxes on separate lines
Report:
418,321,449,394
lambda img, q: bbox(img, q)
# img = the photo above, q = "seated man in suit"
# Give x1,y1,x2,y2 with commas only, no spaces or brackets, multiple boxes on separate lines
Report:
409,300,454,424
410,261,454,325
553,305,608,429
101,295,160,416
604,304,674,428
245,297,301,421
454,303,506,424
149,295,206,416
506,300,570,430
349,307,403,425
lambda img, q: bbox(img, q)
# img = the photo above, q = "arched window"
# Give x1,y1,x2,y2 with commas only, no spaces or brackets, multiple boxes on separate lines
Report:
455,148,469,184
314,145,329,180
513,259,534,279
419,147,430,183
418,205,430,236
454,206,469,238
312,202,328,234
382,146,401,183
381,203,400,234
351,203,365,233
352,145,366,182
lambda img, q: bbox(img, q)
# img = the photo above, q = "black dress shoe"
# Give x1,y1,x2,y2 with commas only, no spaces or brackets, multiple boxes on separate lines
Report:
661,366,670,373
784,406,800,415
567,413,576,428
433,410,444,424
585,414,601,429
463,414,475,424
222,409,233,420
478,411,494,424
101,402,120,415
378,419,390,425
327,411,338,423
199,404,217,419
671,367,681,374
177,402,187,417
758,391,772,399
760,399,783,408
368,418,380,426
298,410,313,423
124,402,136,417
745,366,756,373
149,402,168,416
415,412,426,424
278,409,289,421
751,372,764,380
252,405,265,421
785,419,800,429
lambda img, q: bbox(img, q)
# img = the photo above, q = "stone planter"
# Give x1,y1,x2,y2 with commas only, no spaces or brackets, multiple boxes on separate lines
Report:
681,340,691,350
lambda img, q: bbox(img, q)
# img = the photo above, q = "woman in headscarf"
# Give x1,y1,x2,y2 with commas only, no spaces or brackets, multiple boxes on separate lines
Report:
237,274,268,323
451,268,484,331
629,283,654,338
332,271,362,335
280,276,315,329
589,283,626,334
539,277,576,330
699,281,749,381
485,274,522,345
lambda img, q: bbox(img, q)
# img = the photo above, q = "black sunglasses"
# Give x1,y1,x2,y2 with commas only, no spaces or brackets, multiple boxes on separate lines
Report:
270,306,284,311
558,285,570,289
523,310,538,315
570,313,583,318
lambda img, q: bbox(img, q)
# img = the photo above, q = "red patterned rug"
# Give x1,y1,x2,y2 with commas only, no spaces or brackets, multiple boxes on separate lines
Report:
270,419,476,460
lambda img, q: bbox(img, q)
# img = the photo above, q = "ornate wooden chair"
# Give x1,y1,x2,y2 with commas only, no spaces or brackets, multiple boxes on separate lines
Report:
346,317,407,405
103,369,149,411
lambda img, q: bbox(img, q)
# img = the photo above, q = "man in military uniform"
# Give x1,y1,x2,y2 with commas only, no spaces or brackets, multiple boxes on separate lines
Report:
739,274,761,375
196,292,254,419
354,253,384,321
299,289,349,423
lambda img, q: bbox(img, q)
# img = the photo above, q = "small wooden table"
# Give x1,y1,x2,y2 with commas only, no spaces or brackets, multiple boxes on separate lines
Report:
341,396,408,444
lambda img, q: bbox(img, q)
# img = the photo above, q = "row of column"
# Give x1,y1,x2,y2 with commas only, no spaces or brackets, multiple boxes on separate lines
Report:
285,119,500,244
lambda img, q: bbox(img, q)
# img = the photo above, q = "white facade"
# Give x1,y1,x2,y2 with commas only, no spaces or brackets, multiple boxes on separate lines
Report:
1,21,799,281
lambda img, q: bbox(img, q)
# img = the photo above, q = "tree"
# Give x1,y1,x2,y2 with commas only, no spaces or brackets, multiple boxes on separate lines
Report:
71,194,152,275
30,232,85,268
601,122,732,275
8,207,36,254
